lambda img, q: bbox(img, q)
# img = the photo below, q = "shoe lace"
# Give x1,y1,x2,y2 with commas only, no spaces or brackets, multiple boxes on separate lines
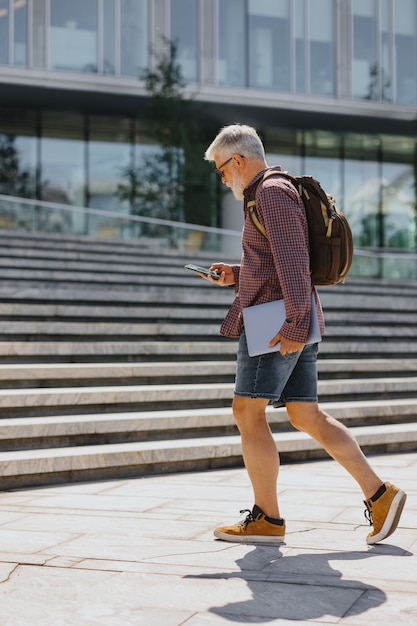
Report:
364,502,373,526
239,509,255,528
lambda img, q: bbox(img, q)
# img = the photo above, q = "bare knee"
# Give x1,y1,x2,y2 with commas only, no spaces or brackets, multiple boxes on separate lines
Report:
286,402,322,432
232,396,269,433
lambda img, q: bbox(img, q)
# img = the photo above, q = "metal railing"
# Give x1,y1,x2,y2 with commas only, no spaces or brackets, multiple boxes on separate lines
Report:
349,247,417,282
0,194,242,256
0,194,416,281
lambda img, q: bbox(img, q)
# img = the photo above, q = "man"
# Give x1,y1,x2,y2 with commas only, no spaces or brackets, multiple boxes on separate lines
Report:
200,123,406,545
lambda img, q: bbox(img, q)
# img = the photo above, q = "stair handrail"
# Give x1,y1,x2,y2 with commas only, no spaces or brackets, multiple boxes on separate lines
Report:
0,193,241,237
1,193,416,279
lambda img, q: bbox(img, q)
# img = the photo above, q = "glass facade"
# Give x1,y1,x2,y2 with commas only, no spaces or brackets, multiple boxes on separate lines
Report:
218,0,335,95
0,1,414,103
0,1,416,253
266,129,416,250
1,106,415,249
352,0,417,103
0,109,148,213
26,0,149,76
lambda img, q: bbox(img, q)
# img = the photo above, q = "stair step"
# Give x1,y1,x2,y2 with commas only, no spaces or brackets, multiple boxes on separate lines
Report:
0,285,235,305
0,229,416,488
0,341,416,363
0,256,203,275
0,230,223,259
0,399,415,447
0,320,417,340
0,378,416,417
0,340,236,362
0,359,416,389
0,271,214,289
0,303,417,326
0,321,224,337
2,282,417,308
0,302,227,322
0,421,415,489
1,319,417,333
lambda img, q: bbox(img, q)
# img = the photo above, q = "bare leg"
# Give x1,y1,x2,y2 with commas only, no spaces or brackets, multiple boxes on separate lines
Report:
286,402,383,500
232,395,281,518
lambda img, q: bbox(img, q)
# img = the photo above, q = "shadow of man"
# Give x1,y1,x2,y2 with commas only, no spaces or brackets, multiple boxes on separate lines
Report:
186,545,394,623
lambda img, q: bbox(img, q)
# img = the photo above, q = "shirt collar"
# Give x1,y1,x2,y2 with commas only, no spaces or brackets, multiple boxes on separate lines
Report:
243,165,282,199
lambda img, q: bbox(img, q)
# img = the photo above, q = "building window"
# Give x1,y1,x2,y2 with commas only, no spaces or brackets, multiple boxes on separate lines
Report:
88,116,132,215
170,0,198,83
0,0,9,65
49,0,98,72
309,0,334,96
394,0,417,104
33,0,47,69
218,0,246,87
343,134,381,248
0,0,28,66
352,0,417,104
103,0,115,74
40,112,86,207
120,0,148,77
14,0,27,66
380,0,392,101
352,0,378,99
295,0,306,93
218,0,336,96
0,109,38,200
248,0,290,91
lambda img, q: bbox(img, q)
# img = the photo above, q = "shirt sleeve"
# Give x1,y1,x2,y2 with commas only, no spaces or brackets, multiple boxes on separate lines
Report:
231,264,240,292
256,178,312,342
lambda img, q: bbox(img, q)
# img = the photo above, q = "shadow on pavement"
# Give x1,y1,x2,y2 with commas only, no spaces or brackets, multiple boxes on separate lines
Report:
185,544,413,622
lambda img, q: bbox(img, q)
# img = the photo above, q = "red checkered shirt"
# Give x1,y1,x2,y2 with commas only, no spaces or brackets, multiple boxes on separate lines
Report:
220,166,325,341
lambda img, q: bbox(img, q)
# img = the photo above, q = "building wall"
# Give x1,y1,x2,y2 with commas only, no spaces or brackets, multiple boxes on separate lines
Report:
0,0,416,248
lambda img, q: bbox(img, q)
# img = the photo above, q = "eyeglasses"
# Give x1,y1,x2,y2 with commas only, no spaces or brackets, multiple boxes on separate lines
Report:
215,156,233,178
214,154,244,178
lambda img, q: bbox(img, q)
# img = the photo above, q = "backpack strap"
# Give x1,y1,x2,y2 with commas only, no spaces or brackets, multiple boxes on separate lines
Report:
247,170,296,239
247,200,267,238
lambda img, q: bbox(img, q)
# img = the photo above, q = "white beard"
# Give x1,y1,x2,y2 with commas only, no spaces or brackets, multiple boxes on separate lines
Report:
227,172,246,201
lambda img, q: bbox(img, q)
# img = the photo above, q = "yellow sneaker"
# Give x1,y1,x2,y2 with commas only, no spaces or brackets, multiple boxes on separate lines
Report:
364,482,407,545
214,505,285,544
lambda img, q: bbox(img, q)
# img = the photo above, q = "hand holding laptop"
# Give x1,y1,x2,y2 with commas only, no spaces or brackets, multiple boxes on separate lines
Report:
242,294,322,357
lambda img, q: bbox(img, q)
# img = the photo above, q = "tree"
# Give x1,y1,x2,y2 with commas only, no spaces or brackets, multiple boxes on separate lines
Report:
0,134,34,197
118,38,215,228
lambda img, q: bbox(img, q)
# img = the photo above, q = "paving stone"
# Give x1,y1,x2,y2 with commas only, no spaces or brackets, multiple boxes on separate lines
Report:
0,452,415,625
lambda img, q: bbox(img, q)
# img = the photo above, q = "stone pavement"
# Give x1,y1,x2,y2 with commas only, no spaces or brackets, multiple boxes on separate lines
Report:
0,452,415,625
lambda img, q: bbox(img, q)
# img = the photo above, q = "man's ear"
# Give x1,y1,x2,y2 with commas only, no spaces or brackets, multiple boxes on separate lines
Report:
233,154,244,169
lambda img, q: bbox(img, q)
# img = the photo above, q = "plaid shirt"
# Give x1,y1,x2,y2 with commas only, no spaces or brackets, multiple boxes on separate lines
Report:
220,166,325,341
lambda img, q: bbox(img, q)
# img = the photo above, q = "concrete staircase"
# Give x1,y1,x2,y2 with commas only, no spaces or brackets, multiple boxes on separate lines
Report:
0,229,416,489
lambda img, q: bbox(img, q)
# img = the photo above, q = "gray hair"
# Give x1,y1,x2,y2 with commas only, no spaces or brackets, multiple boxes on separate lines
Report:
205,124,265,162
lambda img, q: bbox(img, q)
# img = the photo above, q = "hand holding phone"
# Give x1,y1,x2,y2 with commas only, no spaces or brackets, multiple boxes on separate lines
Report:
184,264,220,280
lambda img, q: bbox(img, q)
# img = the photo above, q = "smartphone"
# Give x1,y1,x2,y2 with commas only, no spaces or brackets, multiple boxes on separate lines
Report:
184,263,220,280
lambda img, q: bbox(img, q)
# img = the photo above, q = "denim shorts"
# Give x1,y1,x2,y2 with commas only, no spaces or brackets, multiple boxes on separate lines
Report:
234,331,319,405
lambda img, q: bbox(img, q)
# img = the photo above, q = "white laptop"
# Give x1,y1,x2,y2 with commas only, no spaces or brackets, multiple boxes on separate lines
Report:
242,294,322,357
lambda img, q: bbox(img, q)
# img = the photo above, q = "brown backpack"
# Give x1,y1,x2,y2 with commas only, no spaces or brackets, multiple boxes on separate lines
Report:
247,170,353,286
